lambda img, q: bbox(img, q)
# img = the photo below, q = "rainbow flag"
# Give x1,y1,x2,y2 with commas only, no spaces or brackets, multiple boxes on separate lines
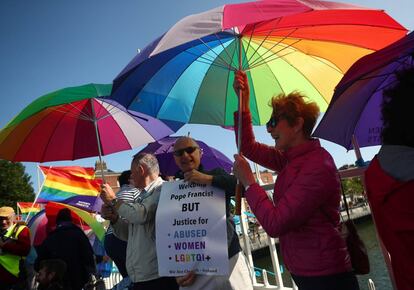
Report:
16,202,42,214
38,166,102,202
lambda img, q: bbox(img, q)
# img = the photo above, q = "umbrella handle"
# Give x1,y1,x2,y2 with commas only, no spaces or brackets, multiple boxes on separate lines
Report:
235,38,244,216
235,183,242,216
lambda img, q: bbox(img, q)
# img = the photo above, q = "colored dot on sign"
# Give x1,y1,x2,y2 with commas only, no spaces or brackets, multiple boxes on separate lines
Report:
169,257,172,260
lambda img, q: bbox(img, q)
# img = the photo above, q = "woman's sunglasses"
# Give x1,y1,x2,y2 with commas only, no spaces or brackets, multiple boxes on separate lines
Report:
173,146,199,157
266,115,282,128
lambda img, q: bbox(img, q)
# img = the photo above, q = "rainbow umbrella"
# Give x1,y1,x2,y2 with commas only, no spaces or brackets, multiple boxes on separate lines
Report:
27,210,48,246
45,202,105,242
0,84,174,163
27,202,106,245
111,0,407,126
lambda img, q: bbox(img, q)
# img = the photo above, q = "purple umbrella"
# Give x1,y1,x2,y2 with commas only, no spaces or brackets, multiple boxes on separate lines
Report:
314,31,414,150
140,136,233,176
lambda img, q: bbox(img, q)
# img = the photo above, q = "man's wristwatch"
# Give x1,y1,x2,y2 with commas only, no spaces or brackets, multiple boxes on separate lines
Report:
110,198,118,207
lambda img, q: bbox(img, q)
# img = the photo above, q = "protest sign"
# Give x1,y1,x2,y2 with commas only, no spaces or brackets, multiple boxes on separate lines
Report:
156,180,228,276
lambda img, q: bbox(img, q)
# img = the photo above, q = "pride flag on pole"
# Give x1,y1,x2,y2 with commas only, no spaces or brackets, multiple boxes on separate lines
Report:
38,166,102,211
17,202,42,214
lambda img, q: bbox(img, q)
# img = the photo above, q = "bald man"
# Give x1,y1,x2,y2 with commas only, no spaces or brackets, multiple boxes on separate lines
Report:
172,136,253,290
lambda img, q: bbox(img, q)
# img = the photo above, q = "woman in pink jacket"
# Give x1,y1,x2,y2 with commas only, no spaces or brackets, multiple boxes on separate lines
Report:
232,71,359,290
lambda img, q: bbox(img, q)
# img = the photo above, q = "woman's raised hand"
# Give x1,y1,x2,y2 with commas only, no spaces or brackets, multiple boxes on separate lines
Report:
233,70,250,112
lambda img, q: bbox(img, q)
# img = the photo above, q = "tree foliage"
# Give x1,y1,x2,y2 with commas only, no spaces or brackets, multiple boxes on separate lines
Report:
341,177,364,196
0,160,35,207
339,164,365,199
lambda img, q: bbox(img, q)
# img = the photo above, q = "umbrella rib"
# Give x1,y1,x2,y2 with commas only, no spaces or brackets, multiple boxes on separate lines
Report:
273,51,327,103
247,28,299,69
51,107,90,121
213,33,236,68
56,102,95,122
251,37,343,75
240,23,257,70
183,50,237,71
94,101,123,122
244,18,286,69
185,49,221,66
247,40,301,70
184,38,230,69
198,37,237,70
246,50,296,71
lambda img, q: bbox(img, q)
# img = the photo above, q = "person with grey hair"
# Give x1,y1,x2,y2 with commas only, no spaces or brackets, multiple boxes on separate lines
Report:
100,153,178,290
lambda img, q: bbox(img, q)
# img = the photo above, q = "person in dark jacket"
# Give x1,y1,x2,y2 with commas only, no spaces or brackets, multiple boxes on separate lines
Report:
172,136,252,290
35,208,96,290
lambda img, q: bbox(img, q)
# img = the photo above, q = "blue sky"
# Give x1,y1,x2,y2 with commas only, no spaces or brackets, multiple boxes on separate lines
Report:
1,0,413,192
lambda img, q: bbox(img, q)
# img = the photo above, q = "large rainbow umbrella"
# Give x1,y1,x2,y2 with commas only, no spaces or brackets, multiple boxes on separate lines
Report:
111,0,407,126
0,83,174,163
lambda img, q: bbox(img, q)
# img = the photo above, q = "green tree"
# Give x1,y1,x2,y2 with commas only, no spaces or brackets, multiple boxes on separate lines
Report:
0,160,35,207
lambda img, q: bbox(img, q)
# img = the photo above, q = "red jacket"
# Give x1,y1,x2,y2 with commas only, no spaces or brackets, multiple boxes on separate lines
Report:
236,112,351,276
365,157,414,290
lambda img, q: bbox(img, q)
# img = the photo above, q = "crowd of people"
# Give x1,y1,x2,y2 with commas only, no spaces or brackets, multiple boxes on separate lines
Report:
1,68,413,290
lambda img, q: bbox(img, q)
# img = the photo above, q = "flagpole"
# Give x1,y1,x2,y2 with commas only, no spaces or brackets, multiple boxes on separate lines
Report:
25,165,48,223
16,203,20,221
90,98,106,183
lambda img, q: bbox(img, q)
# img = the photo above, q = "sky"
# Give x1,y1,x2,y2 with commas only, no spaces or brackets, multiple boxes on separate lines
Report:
1,0,413,192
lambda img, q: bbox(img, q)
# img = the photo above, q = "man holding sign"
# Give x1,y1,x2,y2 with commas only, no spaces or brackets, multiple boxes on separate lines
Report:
171,137,252,290
100,153,178,290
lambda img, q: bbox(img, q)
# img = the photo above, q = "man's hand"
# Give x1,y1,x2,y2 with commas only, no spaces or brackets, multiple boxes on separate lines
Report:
101,204,118,223
100,183,116,204
176,271,196,287
183,169,213,185
233,154,256,188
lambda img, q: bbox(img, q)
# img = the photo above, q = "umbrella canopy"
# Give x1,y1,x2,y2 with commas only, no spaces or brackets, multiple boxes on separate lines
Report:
313,31,414,150
140,136,233,176
28,202,105,246
110,0,406,126
27,210,48,246
0,83,174,162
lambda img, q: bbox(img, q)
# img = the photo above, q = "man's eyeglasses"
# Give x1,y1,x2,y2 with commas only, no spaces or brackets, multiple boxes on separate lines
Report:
266,115,282,128
173,146,199,157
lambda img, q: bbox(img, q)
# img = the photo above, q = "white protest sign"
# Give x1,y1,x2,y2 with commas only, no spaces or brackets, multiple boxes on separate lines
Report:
156,180,228,276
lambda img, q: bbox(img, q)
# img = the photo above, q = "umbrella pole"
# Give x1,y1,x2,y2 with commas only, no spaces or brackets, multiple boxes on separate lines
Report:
235,36,243,216
90,99,106,183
